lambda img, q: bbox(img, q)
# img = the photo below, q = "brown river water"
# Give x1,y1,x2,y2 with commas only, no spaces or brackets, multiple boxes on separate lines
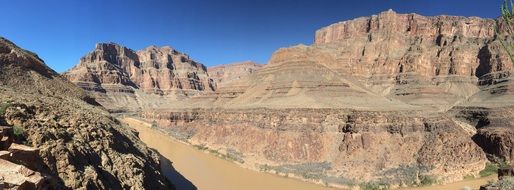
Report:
122,117,497,190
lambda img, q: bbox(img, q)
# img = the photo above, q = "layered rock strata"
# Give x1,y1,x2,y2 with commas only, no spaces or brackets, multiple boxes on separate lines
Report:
0,37,173,189
142,108,486,187
64,43,214,112
67,9,514,188
207,61,263,88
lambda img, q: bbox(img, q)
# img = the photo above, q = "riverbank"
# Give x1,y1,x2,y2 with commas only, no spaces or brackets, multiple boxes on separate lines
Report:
121,117,335,190
121,117,497,190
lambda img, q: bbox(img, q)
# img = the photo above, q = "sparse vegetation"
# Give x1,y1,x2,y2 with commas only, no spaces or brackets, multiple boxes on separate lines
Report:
257,162,356,186
193,144,208,151
0,101,12,116
463,174,475,180
380,164,434,187
487,177,514,189
226,148,245,164
164,127,196,141
192,145,245,163
12,125,30,146
499,0,514,64
360,181,389,190
419,175,436,186
151,120,158,128
480,162,499,177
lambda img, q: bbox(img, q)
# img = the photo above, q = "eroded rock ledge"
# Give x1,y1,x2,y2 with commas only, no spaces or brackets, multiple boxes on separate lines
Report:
142,108,486,187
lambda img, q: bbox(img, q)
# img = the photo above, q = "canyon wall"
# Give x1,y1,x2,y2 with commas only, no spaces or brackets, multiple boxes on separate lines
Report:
0,37,173,189
143,108,485,187
208,61,263,88
66,9,514,188
64,43,215,112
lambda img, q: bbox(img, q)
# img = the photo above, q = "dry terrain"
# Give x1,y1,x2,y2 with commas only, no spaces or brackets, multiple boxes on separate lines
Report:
64,10,514,189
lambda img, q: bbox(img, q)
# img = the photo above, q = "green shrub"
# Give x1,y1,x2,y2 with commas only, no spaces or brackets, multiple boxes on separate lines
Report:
12,125,29,145
463,174,475,180
13,125,23,136
480,162,499,177
419,175,436,186
360,181,389,190
0,102,11,116
500,0,514,64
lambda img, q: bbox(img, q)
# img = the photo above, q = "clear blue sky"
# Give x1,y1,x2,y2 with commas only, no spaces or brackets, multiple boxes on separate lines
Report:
1,0,502,72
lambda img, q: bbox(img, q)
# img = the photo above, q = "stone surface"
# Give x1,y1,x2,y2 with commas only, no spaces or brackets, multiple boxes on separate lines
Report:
64,43,214,112
142,108,486,186
0,159,45,190
0,37,173,189
133,10,514,188
208,61,263,88
64,9,514,188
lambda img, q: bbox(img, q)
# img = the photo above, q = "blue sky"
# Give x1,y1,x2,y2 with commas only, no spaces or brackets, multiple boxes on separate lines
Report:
1,0,502,72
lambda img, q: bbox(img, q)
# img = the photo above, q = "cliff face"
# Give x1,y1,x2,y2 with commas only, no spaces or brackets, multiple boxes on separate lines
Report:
62,10,514,188
143,108,485,185
138,10,514,188
207,61,263,88
64,43,214,112
0,38,173,189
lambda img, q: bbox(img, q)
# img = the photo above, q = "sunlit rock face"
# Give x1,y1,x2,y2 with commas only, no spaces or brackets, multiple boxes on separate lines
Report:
64,43,215,112
66,9,514,188
0,37,173,189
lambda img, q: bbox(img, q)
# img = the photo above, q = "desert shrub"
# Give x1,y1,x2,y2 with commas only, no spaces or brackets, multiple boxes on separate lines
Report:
151,120,158,128
0,102,11,116
193,144,208,151
380,164,432,186
463,174,475,180
164,127,195,141
258,162,355,186
488,177,514,190
480,162,499,177
226,148,245,163
500,0,514,63
360,181,389,190
419,175,436,186
13,125,29,145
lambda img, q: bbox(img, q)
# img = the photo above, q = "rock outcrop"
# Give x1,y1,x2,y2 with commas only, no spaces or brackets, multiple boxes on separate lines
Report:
65,9,514,189
207,61,263,88
0,37,173,189
143,108,486,187
64,43,214,112
0,125,48,190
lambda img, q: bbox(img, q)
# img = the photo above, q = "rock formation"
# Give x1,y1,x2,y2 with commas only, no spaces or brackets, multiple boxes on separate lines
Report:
208,61,263,88
66,10,514,189
0,37,173,189
64,43,214,112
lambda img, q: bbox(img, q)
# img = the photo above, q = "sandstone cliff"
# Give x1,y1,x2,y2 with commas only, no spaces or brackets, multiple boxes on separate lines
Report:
207,61,263,88
0,37,173,189
64,43,214,112
140,10,514,188
65,9,514,189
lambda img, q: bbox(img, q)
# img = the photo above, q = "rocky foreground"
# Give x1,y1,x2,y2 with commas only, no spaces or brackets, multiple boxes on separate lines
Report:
0,38,173,189
65,10,514,189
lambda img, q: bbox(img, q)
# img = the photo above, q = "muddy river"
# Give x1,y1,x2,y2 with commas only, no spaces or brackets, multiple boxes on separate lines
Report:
122,117,496,190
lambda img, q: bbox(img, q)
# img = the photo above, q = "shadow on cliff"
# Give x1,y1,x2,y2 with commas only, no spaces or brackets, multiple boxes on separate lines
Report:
157,152,198,190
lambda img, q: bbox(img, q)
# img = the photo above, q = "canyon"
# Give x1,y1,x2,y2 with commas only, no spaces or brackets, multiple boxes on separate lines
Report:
0,37,172,189
58,9,514,189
